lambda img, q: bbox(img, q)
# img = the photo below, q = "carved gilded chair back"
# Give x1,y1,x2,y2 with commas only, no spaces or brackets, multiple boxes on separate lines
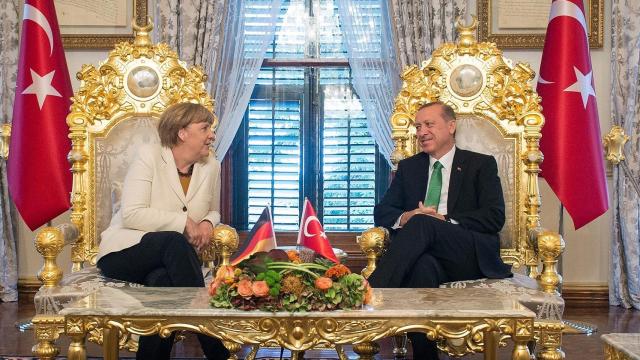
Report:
67,23,216,270
388,19,544,274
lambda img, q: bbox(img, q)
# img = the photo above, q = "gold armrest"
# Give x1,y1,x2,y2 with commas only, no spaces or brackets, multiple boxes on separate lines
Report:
212,224,239,267
200,240,217,270
201,223,226,269
357,226,389,279
0,123,10,160
531,228,565,294
34,223,80,287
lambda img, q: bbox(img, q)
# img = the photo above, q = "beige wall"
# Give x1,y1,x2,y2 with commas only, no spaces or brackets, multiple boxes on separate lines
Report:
17,1,614,287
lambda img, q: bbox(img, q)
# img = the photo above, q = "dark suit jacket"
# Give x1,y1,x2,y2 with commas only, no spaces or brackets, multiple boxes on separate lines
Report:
374,148,511,279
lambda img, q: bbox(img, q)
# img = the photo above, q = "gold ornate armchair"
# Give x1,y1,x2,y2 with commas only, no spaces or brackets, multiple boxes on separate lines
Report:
29,23,238,354
358,20,565,359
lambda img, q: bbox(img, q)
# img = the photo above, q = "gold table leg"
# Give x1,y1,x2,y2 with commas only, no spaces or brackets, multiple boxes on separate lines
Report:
511,319,534,360
32,316,64,360
103,327,119,360
512,339,532,360
536,320,565,360
223,340,243,360
68,333,87,360
353,341,380,360
484,329,499,360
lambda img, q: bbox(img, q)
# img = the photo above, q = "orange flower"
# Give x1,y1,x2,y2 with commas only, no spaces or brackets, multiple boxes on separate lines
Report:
215,265,236,284
363,279,374,305
314,276,333,291
252,281,269,297
208,279,222,296
324,264,351,279
237,279,253,298
286,250,302,263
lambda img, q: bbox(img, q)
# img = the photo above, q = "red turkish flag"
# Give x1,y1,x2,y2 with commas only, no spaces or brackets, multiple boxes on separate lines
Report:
297,199,339,263
8,0,72,230
537,0,608,229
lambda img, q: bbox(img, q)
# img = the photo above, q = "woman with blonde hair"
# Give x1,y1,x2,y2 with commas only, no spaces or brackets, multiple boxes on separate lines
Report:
98,102,228,359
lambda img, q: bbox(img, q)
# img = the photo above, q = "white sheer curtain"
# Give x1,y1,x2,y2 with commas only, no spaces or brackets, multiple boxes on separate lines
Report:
337,0,401,164
213,0,282,160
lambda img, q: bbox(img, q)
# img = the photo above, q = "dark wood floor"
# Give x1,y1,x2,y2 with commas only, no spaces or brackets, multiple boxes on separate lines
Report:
1,300,638,359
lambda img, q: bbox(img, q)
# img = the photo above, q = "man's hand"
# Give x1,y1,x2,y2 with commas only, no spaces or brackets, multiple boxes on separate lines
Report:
399,201,445,226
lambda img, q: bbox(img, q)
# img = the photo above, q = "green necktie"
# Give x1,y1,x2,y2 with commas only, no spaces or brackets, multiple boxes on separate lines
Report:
424,161,443,209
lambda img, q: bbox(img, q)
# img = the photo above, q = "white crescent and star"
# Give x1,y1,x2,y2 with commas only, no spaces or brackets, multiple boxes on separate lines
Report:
537,0,595,109
303,215,327,239
21,3,63,110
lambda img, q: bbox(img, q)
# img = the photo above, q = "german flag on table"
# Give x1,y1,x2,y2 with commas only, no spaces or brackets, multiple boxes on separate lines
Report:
230,207,277,265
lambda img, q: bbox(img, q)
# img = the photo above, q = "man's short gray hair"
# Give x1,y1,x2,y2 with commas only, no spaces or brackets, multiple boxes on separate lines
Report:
417,101,456,121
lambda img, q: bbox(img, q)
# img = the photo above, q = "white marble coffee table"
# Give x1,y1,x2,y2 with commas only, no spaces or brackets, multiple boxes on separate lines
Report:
32,287,535,360
602,333,640,360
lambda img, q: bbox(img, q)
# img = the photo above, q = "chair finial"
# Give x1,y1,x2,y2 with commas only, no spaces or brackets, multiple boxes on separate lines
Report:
456,15,478,49
132,17,154,47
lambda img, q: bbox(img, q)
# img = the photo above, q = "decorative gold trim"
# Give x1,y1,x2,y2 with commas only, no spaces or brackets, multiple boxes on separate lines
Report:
66,315,533,358
353,342,380,360
0,123,10,159
213,224,239,266
603,126,629,165
61,1,148,49
477,0,604,49
357,227,388,278
536,231,565,295
32,315,66,360
604,343,634,360
35,227,65,287
534,320,565,360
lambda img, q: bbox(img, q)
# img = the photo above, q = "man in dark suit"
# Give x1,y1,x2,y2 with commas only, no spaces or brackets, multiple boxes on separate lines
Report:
368,102,511,359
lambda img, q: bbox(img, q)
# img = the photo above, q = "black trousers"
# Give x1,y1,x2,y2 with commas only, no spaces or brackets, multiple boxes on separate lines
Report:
97,231,229,360
368,215,485,360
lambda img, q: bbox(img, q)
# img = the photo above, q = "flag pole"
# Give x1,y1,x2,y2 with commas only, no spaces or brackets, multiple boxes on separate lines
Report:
296,198,307,246
268,205,277,247
557,204,563,288
558,204,598,334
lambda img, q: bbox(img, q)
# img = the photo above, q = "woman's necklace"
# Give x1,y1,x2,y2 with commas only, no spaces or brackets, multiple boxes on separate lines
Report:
177,164,194,177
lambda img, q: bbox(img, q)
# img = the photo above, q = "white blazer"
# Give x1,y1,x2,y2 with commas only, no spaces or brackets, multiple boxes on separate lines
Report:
98,144,221,260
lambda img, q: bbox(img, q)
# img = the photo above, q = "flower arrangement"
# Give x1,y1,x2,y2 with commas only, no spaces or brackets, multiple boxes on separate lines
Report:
209,249,373,312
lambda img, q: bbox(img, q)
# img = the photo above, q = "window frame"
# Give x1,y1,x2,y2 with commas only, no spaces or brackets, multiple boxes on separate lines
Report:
228,59,390,234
